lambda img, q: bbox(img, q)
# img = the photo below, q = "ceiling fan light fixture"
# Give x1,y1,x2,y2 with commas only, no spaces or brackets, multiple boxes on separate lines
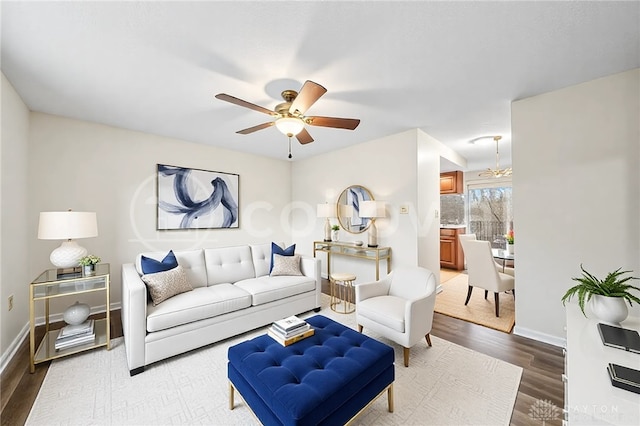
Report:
275,116,305,137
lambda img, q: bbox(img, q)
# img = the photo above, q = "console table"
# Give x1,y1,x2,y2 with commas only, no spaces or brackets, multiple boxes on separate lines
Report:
313,241,391,281
564,303,639,424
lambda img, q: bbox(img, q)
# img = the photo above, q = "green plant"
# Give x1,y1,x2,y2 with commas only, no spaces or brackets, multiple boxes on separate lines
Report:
331,225,340,231
561,264,640,316
78,255,101,266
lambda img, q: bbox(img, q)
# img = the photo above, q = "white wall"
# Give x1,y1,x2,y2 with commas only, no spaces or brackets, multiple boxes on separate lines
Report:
26,113,293,318
0,72,31,367
512,68,640,344
291,129,450,284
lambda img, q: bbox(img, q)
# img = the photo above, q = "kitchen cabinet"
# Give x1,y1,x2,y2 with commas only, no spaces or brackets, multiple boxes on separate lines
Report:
440,171,463,194
440,227,465,270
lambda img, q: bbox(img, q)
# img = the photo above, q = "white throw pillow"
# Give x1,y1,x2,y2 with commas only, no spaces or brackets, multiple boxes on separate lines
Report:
270,254,303,277
141,265,193,305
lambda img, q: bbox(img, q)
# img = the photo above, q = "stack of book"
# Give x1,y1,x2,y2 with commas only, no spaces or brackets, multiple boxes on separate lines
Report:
55,319,95,350
268,316,314,346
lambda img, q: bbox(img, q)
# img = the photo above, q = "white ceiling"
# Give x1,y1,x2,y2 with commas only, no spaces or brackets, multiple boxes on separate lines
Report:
2,1,639,170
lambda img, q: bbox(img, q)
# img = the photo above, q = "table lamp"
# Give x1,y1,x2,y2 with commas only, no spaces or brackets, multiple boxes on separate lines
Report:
317,203,336,242
38,211,98,268
359,201,386,248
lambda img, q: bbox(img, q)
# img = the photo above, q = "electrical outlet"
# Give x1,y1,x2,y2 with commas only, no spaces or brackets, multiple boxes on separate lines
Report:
8,295,14,311
400,205,409,214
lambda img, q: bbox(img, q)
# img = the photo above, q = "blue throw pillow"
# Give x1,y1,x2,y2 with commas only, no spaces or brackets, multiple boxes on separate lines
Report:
270,243,296,273
141,250,178,274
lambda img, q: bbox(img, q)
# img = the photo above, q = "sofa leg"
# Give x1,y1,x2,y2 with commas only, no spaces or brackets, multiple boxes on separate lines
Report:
403,347,410,367
358,324,363,333
425,333,432,347
129,366,145,376
313,307,321,312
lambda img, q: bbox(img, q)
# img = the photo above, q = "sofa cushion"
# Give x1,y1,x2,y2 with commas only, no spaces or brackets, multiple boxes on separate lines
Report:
140,250,178,274
204,245,255,285
249,242,273,278
146,284,252,332
137,249,208,288
141,265,193,306
270,254,303,277
235,275,315,306
270,242,296,273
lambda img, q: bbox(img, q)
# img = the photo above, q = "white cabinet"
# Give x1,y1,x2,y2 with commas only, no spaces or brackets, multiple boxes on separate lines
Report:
565,303,640,424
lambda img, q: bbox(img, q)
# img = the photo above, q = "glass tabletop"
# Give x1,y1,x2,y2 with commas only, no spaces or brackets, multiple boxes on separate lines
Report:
492,248,514,260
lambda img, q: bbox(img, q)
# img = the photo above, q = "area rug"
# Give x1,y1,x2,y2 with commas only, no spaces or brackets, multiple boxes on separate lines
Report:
435,273,516,333
27,295,522,425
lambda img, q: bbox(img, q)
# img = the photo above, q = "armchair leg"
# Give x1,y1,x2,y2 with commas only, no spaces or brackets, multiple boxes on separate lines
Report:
358,324,363,333
425,333,432,347
403,347,410,367
464,285,473,305
494,292,500,317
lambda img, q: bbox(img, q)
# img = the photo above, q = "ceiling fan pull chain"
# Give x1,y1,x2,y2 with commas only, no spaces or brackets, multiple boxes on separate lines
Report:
288,136,292,159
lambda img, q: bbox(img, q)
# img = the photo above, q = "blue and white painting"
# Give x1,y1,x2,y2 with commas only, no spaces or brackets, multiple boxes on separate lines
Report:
157,164,239,230
346,185,372,232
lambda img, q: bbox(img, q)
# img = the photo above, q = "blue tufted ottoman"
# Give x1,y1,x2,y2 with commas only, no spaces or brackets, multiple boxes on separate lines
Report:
228,315,395,425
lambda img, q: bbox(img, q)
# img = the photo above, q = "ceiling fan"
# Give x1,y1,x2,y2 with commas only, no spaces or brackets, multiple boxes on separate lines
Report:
215,80,360,158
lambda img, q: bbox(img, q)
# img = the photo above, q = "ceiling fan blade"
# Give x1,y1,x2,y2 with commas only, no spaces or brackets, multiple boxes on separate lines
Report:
215,93,276,116
305,116,361,130
236,122,274,135
289,81,327,115
296,128,314,145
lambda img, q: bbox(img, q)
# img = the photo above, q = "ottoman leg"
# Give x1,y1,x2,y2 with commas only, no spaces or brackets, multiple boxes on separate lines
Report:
229,381,235,410
388,383,394,413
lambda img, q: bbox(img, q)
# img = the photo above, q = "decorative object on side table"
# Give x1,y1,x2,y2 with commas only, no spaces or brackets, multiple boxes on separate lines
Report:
359,200,386,247
63,301,91,325
561,264,640,324
37,210,98,268
317,203,336,242
78,254,101,276
331,225,340,242
505,229,514,255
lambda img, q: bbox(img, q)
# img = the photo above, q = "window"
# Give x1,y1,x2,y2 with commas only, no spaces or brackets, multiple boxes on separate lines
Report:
467,182,513,248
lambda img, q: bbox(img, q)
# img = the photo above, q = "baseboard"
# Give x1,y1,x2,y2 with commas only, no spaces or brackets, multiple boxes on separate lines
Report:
0,322,30,375
0,303,122,375
513,325,566,348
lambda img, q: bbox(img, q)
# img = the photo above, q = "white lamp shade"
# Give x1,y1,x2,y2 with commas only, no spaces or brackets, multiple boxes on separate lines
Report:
317,203,336,218
38,211,98,240
359,201,386,218
275,117,305,136
339,204,354,217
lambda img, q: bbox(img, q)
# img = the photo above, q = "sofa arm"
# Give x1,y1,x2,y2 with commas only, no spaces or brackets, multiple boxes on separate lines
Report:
300,256,321,308
121,263,148,375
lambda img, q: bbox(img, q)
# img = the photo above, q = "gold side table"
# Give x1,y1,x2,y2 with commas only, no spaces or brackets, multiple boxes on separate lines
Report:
29,264,111,373
330,273,356,314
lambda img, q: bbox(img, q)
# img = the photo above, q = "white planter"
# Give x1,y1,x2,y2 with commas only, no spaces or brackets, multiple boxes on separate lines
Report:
506,243,514,255
589,295,629,324
331,230,339,242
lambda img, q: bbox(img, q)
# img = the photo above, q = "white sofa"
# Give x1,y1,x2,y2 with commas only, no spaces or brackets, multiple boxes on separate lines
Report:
121,243,321,375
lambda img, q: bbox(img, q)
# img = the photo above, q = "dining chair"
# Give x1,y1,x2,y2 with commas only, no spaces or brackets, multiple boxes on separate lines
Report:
459,233,514,276
458,238,515,317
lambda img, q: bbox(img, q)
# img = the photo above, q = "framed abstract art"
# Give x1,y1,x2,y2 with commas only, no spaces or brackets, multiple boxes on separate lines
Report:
156,164,239,230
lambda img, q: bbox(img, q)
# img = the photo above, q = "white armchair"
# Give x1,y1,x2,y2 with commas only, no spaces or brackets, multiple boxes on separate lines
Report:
458,238,515,317
355,267,437,367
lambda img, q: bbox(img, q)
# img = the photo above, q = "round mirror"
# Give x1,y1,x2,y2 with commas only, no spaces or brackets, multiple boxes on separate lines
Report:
337,185,374,234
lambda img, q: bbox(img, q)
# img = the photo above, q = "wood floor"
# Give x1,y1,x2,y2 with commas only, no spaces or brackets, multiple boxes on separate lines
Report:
1,284,564,426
